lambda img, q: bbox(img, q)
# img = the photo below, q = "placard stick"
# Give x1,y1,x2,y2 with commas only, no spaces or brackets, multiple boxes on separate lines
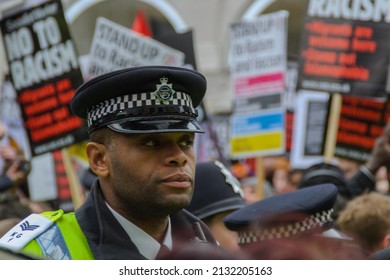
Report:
255,157,265,200
324,93,342,163
61,147,84,210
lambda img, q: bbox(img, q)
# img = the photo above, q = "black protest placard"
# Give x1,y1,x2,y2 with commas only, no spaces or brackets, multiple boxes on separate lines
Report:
334,95,387,162
303,98,329,156
0,0,88,157
297,0,390,98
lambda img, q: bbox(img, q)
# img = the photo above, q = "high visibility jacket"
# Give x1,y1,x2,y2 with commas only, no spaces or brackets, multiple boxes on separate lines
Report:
0,181,217,259
0,210,94,259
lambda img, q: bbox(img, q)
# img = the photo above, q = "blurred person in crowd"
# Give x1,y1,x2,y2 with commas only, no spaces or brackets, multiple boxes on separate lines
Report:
0,66,218,259
337,158,360,181
271,157,294,195
231,158,274,203
0,125,32,237
0,147,31,194
230,160,252,180
286,168,303,191
337,192,390,257
338,158,390,195
297,162,350,219
297,120,390,218
0,121,29,193
347,120,390,197
186,160,246,252
374,166,389,194
223,184,365,260
263,156,287,188
240,176,274,204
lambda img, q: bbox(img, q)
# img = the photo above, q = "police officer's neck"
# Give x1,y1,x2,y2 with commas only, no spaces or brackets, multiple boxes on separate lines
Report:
127,214,169,242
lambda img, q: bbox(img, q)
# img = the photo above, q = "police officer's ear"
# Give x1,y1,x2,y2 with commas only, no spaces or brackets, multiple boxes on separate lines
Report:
86,142,109,178
382,234,390,249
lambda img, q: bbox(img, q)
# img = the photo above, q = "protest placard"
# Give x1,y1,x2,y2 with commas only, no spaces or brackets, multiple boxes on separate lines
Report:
297,0,390,97
0,0,88,157
290,90,330,169
87,17,185,78
334,95,387,162
229,11,288,159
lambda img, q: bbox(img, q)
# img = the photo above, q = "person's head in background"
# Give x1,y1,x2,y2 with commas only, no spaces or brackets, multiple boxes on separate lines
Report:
287,168,303,192
186,160,246,252
223,183,365,259
337,192,390,256
240,176,274,204
297,162,351,219
337,157,390,195
271,157,293,194
337,158,360,180
374,166,389,194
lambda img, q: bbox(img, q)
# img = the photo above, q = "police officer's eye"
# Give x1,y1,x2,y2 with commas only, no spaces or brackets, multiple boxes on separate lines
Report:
180,139,194,147
144,140,159,147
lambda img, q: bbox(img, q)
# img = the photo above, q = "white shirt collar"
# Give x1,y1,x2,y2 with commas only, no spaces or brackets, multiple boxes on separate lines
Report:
106,203,172,259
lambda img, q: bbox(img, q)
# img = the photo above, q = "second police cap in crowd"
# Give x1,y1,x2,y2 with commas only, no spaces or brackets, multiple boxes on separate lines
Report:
223,183,339,245
70,66,207,134
186,160,246,220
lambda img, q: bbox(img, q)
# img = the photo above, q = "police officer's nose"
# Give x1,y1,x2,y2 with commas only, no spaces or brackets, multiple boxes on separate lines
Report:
166,144,187,166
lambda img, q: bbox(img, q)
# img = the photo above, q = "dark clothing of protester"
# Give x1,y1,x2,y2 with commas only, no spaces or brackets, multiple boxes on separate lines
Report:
0,174,13,192
347,167,376,197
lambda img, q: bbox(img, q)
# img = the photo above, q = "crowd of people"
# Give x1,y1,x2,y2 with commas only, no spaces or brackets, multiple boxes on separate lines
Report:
0,65,389,260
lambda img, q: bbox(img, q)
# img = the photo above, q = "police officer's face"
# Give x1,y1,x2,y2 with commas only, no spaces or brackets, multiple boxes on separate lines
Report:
105,132,196,217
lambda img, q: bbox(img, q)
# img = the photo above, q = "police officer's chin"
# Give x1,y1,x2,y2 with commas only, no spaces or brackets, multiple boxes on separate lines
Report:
158,195,192,215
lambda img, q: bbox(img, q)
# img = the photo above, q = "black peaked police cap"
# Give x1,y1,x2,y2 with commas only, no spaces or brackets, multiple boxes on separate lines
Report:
70,66,207,134
223,183,338,244
186,160,246,219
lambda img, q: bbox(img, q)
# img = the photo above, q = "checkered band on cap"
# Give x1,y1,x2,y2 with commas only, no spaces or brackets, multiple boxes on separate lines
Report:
87,91,196,128
237,209,334,244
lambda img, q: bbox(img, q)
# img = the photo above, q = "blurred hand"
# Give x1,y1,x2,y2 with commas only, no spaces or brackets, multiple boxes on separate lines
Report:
366,121,390,173
4,159,29,186
0,144,18,162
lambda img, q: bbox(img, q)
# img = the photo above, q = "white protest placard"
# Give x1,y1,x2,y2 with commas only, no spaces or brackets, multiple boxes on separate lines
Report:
28,153,57,201
228,11,288,158
230,10,288,97
88,17,185,77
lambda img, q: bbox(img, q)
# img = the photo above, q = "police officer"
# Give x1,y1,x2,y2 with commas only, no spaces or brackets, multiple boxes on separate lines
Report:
186,160,246,252
223,184,366,259
0,66,217,259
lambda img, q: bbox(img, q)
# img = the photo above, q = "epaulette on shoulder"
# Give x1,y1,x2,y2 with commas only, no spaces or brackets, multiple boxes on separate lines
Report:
40,209,64,222
0,210,64,252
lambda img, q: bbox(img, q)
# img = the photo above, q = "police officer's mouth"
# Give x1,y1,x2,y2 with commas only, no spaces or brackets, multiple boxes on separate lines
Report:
161,173,192,188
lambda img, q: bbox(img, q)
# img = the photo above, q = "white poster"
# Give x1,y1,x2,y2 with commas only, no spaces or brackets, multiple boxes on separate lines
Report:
28,153,57,201
229,10,289,97
228,11,288,158
88,17,185,78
